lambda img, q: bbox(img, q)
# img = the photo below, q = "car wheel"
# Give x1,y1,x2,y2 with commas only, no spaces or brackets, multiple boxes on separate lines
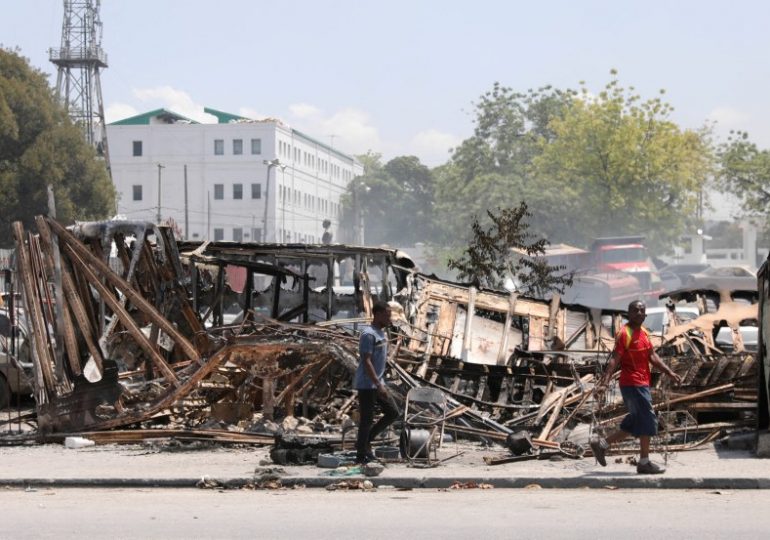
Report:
0,374,10,409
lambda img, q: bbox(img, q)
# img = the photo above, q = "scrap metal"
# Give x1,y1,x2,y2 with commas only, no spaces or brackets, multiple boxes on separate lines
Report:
2,216,760,463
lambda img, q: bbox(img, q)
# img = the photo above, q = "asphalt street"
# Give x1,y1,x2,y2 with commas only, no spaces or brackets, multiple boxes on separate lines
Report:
1,487,766,539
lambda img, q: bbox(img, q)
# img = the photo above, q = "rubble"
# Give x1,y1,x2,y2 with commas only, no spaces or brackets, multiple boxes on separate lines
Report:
0,216,761,467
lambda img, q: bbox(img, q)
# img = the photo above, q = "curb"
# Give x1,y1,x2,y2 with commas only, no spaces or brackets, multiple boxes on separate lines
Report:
3,476,770,490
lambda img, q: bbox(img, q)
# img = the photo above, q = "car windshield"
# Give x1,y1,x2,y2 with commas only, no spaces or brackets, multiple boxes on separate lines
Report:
599,247,647,264
645,312,666,333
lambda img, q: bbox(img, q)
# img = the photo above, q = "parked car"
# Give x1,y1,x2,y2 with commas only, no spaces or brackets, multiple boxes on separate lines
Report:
643,305,700,335
715,326,758,352
658,263,711,281
0,307,33,408
683,265,757,292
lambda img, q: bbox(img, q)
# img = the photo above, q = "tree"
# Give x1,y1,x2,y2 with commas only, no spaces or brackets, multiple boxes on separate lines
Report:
434,84,575,244
534,73,711,251
717,130,770,219
446,202,572,297
0,48,115,247
435,73,713,255
340,153,436,246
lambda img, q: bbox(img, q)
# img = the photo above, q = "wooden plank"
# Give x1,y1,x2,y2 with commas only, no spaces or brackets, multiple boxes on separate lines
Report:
687,402,756,410
538,390,567,441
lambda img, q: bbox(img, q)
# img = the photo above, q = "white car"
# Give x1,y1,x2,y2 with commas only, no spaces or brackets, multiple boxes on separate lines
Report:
715,326,758,352
643,305,700,335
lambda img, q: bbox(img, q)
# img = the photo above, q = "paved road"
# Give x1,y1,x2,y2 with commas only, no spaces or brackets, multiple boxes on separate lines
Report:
1,487,765,539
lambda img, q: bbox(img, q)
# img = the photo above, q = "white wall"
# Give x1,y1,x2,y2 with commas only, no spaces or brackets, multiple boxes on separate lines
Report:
107,119,362,243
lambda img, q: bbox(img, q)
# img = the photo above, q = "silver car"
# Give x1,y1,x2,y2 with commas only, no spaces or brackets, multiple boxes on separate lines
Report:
683,265,757,292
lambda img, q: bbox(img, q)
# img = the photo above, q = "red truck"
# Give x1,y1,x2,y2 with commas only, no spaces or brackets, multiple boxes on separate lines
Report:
590,236,663,305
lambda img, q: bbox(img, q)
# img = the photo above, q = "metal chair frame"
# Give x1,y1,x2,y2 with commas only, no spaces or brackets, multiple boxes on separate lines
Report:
401,386,447,466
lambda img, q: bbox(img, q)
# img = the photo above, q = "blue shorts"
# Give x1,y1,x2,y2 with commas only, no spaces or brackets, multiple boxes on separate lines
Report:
619,385,657,437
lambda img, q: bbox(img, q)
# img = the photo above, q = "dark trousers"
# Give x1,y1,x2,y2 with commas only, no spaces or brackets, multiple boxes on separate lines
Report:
356,388,400,459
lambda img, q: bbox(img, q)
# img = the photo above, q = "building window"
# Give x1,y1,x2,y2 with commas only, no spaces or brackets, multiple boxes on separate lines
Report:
252,227,262,242
214,184,224,200
233,183,243,200
214,228,224,241
132,185,142,201
132,141,142,156
233,228,243,242
251,183,261,199
251,138,261,155
214,139,224,155
233,139,243,155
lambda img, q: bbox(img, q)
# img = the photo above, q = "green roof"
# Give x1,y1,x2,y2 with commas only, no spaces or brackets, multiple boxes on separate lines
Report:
204,107,249,124
108,107,360,166
109,108,199,125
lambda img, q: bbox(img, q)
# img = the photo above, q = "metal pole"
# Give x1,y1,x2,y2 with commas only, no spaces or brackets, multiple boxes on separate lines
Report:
352,186,358,245
156,164,165,224
282,176,286,241
183,164,189,239
281,165,287,241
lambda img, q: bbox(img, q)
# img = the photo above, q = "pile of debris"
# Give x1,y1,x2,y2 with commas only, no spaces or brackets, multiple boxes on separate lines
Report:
1,216,759,464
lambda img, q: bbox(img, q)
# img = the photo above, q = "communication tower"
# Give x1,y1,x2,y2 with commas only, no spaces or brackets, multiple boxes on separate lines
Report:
49,0,110,175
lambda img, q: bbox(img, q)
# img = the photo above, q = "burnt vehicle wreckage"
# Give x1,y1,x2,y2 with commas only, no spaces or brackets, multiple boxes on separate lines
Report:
0,216,764,465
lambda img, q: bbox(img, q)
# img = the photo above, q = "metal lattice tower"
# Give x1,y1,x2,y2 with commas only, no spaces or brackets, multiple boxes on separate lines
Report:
49,0,110,175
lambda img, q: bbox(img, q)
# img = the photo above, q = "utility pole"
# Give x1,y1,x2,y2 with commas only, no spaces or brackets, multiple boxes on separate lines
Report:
156,164,165,224
207,191,211,240
183,164,189,239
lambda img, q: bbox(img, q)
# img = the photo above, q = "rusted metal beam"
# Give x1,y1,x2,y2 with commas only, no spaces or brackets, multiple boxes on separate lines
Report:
12,222,55,401
47,217,200,363
62,243,180,386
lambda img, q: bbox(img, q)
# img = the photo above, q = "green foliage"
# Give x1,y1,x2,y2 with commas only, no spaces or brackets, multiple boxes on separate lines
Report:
435,84,575,245
534,77,711,251
0,48,115,247
446,202,572,297
705,220,743,249
434,73,712,255
717,130,770,218
341,152,436,246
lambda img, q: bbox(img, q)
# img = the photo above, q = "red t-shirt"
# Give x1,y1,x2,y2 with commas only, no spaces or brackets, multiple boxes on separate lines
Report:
614,324,652,387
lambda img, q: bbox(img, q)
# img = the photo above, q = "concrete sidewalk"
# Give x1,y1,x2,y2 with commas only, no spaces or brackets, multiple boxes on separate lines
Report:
1,440,768,489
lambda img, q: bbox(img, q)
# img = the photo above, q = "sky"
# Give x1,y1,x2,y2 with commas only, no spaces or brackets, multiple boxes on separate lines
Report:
2,0,769,219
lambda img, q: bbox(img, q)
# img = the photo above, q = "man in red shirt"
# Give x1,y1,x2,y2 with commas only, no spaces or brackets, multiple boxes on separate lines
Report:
591,300,682,474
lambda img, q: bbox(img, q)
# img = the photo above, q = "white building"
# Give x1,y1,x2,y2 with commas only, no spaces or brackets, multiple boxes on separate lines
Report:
106,107,362,243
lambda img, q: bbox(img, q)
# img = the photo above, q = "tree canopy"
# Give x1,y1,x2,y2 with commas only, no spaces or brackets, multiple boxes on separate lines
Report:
0,48,115,247
434,84,575,245
434,73,713,254
533,76,711,251
717,130,770,220
340,152,435,246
